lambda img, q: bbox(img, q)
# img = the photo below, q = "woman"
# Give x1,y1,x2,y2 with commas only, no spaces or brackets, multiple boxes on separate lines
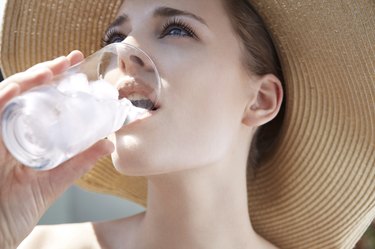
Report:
0,0,374,248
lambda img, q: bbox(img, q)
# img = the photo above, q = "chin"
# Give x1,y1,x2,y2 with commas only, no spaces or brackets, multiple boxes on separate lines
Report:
110,134,216,176
111,147,168,176
111,151,149,176
111,150,192,177
110,134,149,175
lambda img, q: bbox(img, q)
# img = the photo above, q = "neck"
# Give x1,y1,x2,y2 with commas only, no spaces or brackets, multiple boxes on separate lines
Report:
132,151,265,249
94,129,278,249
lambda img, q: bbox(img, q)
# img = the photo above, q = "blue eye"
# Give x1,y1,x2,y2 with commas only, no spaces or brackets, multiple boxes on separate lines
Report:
166,27,191,37
102,18,197,46
160,18,197,39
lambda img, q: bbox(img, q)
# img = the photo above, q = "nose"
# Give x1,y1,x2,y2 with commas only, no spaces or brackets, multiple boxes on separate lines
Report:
118,54,146,76
117,42,155,77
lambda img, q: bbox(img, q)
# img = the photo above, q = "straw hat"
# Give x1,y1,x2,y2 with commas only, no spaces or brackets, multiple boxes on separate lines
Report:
1,0,374,248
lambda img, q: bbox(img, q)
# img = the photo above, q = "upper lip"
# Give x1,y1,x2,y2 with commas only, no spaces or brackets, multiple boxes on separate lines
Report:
116,76,160,109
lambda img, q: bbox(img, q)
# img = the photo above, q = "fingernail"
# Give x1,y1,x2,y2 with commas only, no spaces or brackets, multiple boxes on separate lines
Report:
67,50,76,57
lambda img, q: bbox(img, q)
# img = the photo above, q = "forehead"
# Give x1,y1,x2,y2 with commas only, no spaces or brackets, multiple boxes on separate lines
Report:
118,0,227,23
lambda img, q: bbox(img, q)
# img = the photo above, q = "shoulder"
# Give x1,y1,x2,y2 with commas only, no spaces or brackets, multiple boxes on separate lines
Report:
18,222,101,249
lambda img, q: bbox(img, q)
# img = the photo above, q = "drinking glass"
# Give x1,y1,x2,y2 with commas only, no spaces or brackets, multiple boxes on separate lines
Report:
1,43,161,170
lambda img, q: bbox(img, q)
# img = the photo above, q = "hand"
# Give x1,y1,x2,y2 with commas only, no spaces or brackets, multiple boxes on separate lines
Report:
0,52,115,248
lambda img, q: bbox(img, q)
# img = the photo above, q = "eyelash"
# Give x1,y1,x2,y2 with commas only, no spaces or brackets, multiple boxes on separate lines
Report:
159,18,197,39
102,18,197,46
101,29,126,47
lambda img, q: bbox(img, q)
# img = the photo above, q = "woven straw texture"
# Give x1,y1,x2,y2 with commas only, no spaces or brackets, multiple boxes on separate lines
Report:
0,0,122,76
1,0,374,248
247,1,375,248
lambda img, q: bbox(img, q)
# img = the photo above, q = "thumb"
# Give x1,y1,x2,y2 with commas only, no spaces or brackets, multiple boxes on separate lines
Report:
46,139,114,197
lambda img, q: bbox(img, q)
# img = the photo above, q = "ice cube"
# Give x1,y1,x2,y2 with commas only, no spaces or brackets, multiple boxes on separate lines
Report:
57,73,90,94
89,79,119,100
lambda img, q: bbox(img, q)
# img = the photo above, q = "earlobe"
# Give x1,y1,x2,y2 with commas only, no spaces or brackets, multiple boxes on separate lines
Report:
242,74,283,127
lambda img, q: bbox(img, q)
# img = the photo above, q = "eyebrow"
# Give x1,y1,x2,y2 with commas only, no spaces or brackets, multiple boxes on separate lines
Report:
153,7,207,26
106,6,207,31
105,14,128,32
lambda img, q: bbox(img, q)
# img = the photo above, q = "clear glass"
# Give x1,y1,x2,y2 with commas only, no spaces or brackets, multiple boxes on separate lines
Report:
1,43,161,170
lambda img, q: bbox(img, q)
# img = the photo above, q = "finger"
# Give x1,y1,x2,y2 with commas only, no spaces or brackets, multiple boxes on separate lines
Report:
26,56,70,76
0,56,68,90
0,67,53,93
46,139,114,195
66,50,85,66
1,51,84,95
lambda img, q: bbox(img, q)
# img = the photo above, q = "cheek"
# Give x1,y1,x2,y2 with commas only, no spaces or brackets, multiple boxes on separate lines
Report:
176,106,240,165
155,65,246,166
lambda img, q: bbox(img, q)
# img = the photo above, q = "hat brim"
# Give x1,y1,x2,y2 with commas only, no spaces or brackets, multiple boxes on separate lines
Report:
1,1,375,248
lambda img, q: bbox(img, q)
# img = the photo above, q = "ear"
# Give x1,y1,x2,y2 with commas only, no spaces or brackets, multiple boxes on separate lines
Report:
242,74,283,127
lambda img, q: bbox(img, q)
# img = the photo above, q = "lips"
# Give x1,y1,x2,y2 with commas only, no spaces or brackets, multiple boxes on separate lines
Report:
116,76,159,111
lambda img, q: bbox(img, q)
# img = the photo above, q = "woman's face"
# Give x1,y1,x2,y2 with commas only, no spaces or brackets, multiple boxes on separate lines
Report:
108,0,258,175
